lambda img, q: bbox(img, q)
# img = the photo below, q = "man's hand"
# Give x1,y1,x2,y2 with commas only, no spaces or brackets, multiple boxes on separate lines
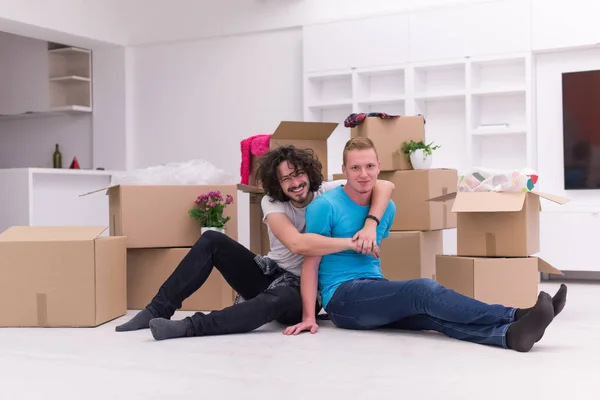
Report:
352,221,380,258
283,319,319,335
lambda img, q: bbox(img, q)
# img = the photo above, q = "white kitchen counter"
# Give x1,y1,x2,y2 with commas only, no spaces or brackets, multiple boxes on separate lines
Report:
0,168,115,234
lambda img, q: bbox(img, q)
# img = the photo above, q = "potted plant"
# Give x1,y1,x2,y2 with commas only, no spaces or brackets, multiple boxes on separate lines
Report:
189,190,234,234
400,140,441,170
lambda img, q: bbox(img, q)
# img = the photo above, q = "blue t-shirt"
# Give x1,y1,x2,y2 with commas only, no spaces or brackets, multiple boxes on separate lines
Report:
305,185,396,307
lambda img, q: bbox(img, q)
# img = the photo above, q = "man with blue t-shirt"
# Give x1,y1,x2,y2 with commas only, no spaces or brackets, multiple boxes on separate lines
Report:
284,137,568,353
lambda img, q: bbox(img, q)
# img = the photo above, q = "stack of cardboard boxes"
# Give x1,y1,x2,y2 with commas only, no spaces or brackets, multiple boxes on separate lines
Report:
108,184,240,312
0,183,243,328
342,115,458,281
434,190,568,307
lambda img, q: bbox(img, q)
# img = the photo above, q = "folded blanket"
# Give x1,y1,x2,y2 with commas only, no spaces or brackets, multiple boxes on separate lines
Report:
240,134,271,184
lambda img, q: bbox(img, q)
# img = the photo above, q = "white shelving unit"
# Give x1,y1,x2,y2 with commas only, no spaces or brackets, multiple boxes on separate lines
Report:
48,46,92,113
304,53,534,177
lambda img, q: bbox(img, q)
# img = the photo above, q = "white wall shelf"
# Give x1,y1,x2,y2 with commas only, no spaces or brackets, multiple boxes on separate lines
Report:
304,54,534,178
49,45,92,111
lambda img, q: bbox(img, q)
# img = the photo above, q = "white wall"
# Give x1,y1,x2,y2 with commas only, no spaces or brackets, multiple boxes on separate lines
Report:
119,0,492,45
0,0,125,47
0,31,93,169
0,115,93,169
130,28,303,177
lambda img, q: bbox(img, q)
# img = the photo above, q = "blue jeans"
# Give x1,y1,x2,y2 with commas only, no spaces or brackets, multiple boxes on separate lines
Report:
325,278,517,348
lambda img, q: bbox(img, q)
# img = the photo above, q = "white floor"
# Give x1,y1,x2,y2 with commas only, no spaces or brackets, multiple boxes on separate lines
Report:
0,281,597,400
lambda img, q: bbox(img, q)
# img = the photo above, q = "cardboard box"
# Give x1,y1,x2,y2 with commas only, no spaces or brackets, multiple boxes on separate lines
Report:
436,255,563,308
350,115,425,171
238,184,270,256
379,169,458,231
87,185,238,249
250,121,337,185
332,173,345,181
380,231,443,281
430,191,569,257
0,226,126,327
127,248,236,311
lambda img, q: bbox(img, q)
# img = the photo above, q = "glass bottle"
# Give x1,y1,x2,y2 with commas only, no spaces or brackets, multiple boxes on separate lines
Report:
53,144,62,169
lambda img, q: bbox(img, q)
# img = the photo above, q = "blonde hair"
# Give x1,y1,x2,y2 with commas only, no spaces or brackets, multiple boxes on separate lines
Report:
343,137,378,165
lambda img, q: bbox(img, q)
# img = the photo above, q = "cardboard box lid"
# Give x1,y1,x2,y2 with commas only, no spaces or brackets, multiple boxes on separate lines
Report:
272,121,338,141
0,226,108,242
439,255,564,275
429,191,570,212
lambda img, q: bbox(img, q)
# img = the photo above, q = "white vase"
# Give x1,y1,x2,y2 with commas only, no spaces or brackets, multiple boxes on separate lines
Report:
409,149,433,170
201,227,225,235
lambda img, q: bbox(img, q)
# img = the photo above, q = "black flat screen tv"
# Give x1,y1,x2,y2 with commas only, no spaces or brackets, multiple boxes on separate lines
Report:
562,70,600,190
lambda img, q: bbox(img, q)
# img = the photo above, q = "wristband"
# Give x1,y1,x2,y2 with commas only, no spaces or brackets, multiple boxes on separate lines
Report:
365,215,380,226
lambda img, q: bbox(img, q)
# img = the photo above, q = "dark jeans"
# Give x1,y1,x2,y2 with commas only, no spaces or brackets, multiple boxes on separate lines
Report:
325,278,517,348
147,230,307,336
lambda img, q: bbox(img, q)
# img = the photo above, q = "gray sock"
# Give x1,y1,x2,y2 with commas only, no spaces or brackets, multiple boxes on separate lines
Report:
149,318,189,341
115,309,157,332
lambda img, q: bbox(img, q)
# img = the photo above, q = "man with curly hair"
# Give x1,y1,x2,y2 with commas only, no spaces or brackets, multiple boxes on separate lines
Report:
115,144,395,340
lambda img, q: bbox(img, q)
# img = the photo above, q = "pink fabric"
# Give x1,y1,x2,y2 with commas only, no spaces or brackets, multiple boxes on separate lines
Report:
240,134,271,185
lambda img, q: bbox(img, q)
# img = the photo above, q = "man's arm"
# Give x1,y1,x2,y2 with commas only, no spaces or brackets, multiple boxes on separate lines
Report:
266,213,353,256
352,179,395,256
283,255,321,335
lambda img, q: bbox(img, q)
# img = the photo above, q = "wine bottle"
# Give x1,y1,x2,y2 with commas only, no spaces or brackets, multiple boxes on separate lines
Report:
53,144,62,168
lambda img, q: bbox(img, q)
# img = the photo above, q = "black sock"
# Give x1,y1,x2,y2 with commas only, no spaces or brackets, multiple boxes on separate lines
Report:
149,318,189,341
115,309,158,332
506,292,554,352
552,284,568,317
514,283,568,321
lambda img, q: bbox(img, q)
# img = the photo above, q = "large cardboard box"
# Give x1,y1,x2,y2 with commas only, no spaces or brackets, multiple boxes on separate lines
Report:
380,231,443,281
0,226,126,327
250,121,338,185
89,185,238,249
431,191,569,257
238,184,270,256
350,115,425,171
127,248,236,311
379,169,458,231
436,255,563,308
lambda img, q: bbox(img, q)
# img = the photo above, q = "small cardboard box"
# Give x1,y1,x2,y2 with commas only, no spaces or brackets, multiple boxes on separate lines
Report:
351,115,425,171
379,169,458,231
127,248,235,311
250,121,338,185
238,184,270,255
86,185,238,249
436,255,563,308
430,191,569,257
0,226,126,327
380,231,443,281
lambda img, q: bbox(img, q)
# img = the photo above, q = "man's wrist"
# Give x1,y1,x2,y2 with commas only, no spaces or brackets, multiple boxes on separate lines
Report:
364,217,379,227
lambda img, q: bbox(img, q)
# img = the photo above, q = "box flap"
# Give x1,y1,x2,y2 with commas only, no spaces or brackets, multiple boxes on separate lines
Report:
237,184,264,194
272,121,338,141
536,257,564,275
0,226,108,242
452,192,527,212
529,191,570,205
427,192,458,203
79,185,118,197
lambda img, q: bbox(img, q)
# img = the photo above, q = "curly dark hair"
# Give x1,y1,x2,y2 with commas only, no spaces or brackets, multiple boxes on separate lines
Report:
256,145,324,202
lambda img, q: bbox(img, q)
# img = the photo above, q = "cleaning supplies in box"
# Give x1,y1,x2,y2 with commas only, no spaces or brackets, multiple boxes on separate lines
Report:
458,167,539,193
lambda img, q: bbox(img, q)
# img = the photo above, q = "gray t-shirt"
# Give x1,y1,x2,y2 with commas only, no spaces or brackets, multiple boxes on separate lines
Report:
261,180,345,276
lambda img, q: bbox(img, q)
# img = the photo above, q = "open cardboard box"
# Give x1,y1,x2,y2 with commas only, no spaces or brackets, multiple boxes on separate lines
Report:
82,184,239,249
238,184,270,256
436,255,563,308
0,226,126,327
350,115,425,171
429,191,570,257
249,121,338,186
